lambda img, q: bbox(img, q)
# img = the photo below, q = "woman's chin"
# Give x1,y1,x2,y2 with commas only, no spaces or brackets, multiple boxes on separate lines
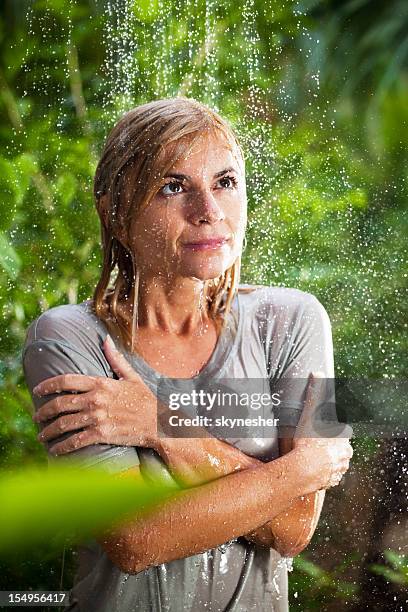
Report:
183,264,230,281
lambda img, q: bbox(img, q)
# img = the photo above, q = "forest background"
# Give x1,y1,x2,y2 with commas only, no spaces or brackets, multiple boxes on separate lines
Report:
0,0,407,610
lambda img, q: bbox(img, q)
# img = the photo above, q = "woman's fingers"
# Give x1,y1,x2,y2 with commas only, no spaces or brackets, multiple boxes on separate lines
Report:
298,372,316,425
329,459,350,488
103,335,141,382
48,428,101,456
295,372,325,437
33,393,89,423
38,411,96,443
33,373,98,397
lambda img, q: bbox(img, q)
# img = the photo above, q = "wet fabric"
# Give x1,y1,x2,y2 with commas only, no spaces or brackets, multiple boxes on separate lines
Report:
22,284,335,611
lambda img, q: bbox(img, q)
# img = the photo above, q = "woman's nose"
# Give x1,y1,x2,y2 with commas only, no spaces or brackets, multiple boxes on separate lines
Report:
188,189,225,225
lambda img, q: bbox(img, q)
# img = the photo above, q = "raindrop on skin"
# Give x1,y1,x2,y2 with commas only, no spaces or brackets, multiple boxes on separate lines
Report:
207,454,221,467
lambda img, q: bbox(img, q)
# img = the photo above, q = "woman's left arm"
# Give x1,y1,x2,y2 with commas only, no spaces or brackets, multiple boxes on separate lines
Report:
244,292,339,553
243,434,326,555
156,430,325,556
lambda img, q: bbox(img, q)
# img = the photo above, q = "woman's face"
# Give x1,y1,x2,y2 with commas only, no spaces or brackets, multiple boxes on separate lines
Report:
127,132,247,282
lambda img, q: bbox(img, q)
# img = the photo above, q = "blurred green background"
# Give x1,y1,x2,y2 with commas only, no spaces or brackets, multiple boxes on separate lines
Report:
0,0,407,610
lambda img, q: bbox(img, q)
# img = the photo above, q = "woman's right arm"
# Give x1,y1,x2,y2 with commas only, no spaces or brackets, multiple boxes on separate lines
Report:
98,445,327,575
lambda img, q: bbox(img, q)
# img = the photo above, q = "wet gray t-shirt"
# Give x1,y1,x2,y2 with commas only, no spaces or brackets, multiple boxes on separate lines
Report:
22,284,335,612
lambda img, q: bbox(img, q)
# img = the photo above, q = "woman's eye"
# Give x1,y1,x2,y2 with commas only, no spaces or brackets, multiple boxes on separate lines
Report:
218,176,238,189
160,176,237,196
161,181,184,196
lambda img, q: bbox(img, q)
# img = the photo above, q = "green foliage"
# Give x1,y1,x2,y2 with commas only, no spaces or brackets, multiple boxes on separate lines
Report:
369,550,408,586
0,464,176,557
0,0,406,376
290,552,361,609
0,0,407,605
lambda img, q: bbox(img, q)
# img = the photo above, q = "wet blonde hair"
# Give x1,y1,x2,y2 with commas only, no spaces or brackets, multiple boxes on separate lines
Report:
92,96,247,352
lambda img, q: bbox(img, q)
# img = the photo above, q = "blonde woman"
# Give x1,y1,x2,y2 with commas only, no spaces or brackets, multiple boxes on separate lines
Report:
23,97,353,612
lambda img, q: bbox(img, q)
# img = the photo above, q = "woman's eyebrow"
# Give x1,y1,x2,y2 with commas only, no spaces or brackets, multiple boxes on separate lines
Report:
163,167,239,180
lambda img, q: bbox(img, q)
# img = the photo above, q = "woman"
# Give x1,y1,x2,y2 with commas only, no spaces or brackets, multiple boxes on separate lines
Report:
22,97,353,612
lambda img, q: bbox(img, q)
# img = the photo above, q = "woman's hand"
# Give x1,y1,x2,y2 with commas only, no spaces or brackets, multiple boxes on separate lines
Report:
32,335,160,455
292,373,354,490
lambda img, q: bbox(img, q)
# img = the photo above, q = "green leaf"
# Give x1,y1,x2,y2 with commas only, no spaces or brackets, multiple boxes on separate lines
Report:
133,0,160,23
0,231,21,279
383,549,408,570
294,556,328,579
14,153,39,203
0,464,176,556
54,173,78,207
369,564,408,585
0,158,18,229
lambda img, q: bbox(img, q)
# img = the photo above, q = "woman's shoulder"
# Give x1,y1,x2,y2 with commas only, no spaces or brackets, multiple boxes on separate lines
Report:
236,285,332,361
23,299,105,354
237,283,326,316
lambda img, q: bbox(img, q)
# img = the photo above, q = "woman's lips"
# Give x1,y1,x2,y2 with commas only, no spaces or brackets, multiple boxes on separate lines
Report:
182,238,229,251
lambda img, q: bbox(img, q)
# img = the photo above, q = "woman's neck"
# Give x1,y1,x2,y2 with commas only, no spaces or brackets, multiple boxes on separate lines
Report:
116,278,213,336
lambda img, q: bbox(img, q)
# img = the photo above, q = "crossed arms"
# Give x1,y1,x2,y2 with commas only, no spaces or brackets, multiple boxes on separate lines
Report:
99,428,325,574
